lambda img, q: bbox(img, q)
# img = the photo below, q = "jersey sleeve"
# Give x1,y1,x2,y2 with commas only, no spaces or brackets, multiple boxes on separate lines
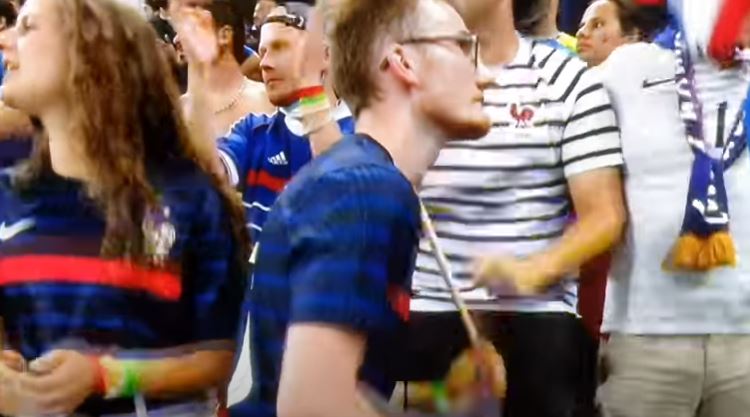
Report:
285,167,419,334
217,115,261,188
185,185,245,342
561,68,624,178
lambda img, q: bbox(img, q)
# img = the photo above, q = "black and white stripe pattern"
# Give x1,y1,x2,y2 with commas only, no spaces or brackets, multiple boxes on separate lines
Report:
412,38,623,313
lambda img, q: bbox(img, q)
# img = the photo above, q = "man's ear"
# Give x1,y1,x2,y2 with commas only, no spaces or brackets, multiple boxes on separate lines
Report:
319,42,331,79
217,25,233,48
383,45,419,88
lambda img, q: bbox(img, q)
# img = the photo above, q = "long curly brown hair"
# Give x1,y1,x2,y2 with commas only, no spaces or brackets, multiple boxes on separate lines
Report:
15,0,250,267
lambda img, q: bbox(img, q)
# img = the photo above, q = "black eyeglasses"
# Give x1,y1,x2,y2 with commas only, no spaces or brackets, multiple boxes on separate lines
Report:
401,33,479,68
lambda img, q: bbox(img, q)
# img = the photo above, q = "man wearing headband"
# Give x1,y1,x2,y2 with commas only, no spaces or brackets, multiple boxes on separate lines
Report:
173,1,353,244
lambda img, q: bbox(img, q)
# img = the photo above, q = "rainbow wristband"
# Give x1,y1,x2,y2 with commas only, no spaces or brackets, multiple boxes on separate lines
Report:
121,362,142,398
299,93,330,116
285,85,333,136
99,356,143,399
294,86,325,100
294,85,331,116
431,380,450,413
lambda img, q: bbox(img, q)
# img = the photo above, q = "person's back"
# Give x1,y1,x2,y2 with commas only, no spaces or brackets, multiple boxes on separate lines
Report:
602,39,750,330
248,134,420,416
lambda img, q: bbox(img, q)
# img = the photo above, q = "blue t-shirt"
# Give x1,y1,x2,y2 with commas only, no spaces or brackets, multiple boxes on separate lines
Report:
217,109,355,242
238,134,420,417
0,160,244,415
0,138,31,169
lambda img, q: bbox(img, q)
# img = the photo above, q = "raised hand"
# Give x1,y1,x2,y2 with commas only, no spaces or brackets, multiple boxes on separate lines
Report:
295,4,327,89
169,0,218,66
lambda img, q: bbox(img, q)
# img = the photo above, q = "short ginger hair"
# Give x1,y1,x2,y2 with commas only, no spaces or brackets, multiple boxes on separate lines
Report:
324,0,421,116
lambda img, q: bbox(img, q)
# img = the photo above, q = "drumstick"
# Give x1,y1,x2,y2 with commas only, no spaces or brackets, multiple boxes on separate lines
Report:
419,200,480,348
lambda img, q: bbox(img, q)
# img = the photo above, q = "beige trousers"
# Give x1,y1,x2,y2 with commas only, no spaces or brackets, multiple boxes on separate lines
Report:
598,334,750,417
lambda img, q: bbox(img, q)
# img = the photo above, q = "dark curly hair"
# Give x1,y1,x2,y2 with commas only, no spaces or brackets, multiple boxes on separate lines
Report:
15,0,250,268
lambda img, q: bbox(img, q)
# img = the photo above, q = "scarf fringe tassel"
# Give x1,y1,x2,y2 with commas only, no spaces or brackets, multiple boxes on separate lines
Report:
664,232,737,271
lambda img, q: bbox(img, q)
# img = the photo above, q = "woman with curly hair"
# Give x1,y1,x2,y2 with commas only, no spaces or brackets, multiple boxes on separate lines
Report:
0,0,249,415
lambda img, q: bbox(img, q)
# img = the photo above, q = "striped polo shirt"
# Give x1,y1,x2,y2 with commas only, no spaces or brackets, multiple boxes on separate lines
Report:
0,160,244,415
217,104,354,242
242,134,419,417
412,37,623,313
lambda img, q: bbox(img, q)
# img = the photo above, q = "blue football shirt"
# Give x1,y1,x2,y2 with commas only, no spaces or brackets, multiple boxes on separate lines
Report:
0,160,245,415
217,105,355,242
236,134,420,417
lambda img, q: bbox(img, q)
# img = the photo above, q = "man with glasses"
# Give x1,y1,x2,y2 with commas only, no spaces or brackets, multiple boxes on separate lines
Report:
403,0,626,416
239,0,494,415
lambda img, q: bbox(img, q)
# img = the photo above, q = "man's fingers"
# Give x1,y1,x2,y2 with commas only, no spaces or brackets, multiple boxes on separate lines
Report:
28,350,65,375
471,258,490,285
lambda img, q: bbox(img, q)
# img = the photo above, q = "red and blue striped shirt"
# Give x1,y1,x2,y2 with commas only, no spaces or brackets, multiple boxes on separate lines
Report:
0,160,245,415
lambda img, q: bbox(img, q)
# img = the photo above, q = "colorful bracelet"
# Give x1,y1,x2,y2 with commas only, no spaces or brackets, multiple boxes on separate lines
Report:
89,355,106,396
431,380,450,413
98,356,143,399
288,85,333,135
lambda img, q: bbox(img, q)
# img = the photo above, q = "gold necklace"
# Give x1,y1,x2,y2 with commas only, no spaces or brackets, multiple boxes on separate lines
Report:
214,78,250,115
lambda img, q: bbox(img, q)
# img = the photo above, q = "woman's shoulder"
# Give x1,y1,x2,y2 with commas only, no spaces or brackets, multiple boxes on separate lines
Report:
150,159,227,216
152,159,214,193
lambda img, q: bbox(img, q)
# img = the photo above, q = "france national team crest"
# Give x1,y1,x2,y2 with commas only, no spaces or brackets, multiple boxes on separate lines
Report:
510,103,535,128
143,206,176,265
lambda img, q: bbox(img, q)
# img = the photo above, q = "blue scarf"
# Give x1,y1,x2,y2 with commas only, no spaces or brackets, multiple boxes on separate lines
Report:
660,17,748,271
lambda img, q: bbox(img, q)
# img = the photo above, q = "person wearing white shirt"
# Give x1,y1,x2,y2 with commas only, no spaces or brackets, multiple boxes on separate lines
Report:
593,1,750,416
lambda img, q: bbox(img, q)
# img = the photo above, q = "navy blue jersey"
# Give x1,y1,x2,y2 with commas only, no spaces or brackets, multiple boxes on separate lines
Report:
0,160,244,415
217,106,355,242
238,134,420,417
0,138,32,169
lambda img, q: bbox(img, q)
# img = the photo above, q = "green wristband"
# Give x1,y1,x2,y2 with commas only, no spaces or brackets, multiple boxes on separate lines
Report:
120,362,141,398
432,380,450,413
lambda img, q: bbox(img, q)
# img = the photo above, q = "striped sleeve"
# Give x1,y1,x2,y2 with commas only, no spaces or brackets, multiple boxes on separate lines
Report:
286,166,418,333
560,68,623,177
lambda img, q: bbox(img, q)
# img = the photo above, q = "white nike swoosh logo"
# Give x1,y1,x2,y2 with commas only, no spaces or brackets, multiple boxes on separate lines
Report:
0,218,36,242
